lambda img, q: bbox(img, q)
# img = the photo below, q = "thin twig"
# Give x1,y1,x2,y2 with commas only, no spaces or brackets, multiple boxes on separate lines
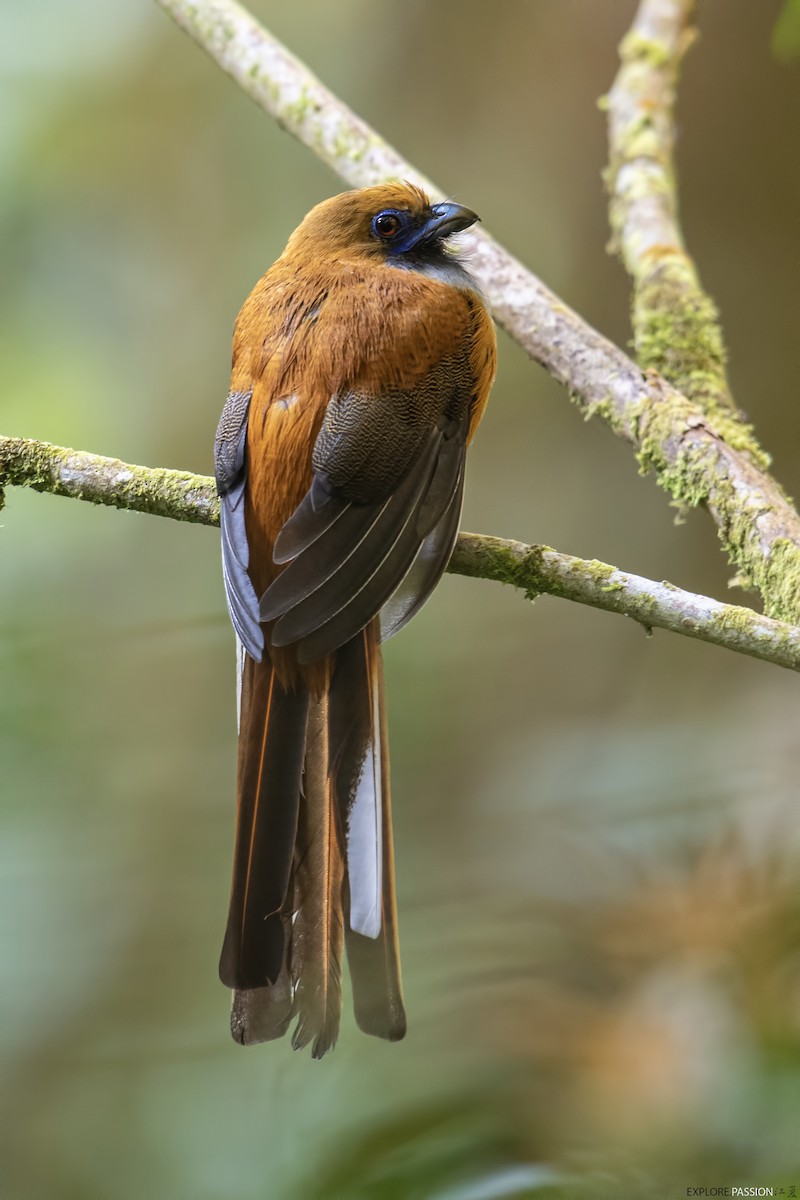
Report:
2,435,797,672
152,0,800,624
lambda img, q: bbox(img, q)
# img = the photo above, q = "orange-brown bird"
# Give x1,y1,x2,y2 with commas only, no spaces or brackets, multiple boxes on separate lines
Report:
214,182,496,1057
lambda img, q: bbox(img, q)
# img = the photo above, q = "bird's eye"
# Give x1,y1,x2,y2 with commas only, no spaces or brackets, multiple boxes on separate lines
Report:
372,211,402,239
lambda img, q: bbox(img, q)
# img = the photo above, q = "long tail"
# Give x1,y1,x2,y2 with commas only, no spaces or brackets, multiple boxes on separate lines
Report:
330,628,406,1042
219,653,307,1042
289,688,345,1055
219,622,405,1056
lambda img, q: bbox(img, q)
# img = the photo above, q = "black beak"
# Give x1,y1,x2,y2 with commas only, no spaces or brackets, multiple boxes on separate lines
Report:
422,202,480,242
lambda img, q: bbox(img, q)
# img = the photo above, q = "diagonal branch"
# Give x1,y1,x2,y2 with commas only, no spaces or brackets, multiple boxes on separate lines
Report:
2,435,798,673
153,0,800,625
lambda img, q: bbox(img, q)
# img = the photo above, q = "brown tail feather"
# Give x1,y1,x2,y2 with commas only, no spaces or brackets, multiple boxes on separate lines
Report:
230,947,292,1046
290,691,345,1057
219,655,308,991
220,629,404,1053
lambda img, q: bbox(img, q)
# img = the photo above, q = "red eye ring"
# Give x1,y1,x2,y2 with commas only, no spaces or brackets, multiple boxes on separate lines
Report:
373,212,402,238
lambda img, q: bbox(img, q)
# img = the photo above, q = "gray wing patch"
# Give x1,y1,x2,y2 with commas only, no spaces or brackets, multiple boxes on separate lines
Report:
273,475,351,565
215,390,263,662
379,456,465,642
261,428,444,661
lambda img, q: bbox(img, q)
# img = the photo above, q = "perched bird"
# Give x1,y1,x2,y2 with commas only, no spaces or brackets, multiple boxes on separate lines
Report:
214,182,496,1057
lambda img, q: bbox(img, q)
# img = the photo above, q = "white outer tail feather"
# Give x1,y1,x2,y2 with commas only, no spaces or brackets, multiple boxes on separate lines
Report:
346,667,383,939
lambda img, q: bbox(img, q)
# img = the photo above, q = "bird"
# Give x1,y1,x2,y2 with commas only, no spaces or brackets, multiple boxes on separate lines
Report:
214,181,496,1058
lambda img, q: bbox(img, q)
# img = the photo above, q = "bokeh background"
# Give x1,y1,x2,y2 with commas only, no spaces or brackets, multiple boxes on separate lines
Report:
2,2,798,1197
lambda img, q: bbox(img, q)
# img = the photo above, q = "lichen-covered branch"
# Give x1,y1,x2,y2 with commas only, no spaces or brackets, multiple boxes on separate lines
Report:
606,0,737,422
2,435,798,672
602,0,800,624
0,436,218,525
152,0,800,625
449,534,800,673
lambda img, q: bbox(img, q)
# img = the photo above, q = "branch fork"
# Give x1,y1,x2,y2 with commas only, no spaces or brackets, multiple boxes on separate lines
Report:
2,0,798,674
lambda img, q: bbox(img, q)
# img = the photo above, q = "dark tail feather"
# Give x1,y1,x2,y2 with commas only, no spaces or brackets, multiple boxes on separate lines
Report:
290,691,345,1058
220,633,404,1053
230,929,293,1045
219,654,308,995
331,627,406,1042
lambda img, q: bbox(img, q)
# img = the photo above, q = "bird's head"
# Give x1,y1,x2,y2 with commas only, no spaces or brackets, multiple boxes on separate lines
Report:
283,183,480,267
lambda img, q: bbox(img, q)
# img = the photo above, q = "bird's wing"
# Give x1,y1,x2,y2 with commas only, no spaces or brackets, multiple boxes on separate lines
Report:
259,385,470,664
214,388,264,662
257,280,488,662
378,447,466,642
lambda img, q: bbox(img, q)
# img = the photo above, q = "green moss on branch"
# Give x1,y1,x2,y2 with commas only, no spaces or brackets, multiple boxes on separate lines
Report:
0,436,218,525
2,435,798,671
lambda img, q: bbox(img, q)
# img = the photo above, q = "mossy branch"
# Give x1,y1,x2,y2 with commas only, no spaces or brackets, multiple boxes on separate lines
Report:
603,0,800,625
0,437,215,526
606,0,736,421
152,0,800,626
2,434,798,673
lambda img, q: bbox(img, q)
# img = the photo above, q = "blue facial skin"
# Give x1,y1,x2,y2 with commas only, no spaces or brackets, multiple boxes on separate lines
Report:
371,203,479,258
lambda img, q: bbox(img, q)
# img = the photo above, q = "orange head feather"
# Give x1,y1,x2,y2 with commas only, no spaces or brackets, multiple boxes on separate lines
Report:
281,182,479,265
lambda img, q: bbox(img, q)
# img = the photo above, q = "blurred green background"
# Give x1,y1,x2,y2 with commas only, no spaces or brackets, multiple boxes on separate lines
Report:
1,2,798,1197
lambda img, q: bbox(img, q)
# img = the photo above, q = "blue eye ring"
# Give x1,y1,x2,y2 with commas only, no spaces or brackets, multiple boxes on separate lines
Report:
372,210,404,239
